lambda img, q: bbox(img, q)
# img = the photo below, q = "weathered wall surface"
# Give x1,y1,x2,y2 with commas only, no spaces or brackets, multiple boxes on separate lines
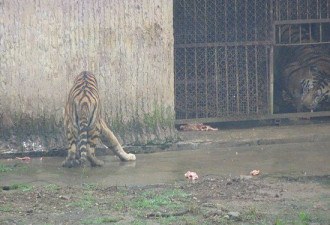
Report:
0,0,175,152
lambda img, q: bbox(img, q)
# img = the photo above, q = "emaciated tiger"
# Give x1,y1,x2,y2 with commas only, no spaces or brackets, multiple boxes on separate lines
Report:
62,71,136,167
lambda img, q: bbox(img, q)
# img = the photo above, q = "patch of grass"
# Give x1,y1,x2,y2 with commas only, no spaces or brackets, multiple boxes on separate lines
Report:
83,183,100,190
16,164,29,170
0,164,30,174
274,211,312,225
111,200,127,211
131,220,147,225
298,211,312,224
158,216,177,224
157,215,201,225
0,165,13,173
81,217,122,224
274,219,285,225
131,189,189,210
45,184,60,191
130,189,191,219
9,183,33,191
0,204,15,212
246,205,258,221
68,192,97,209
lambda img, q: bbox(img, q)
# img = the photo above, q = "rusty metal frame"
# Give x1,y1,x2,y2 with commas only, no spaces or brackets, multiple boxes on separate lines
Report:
175,111,330,124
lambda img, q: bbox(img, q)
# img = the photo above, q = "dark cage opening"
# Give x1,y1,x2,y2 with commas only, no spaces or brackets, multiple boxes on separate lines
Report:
174,0,330,123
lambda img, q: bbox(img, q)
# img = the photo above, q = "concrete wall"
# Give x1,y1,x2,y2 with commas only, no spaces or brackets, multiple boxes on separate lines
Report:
0,0,175,150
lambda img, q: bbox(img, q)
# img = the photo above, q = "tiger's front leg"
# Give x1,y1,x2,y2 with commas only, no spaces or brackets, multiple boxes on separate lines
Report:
100,118,136,161
62,124,81,168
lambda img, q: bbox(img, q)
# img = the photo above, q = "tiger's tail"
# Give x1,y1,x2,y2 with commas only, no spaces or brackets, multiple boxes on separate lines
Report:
77,102,89,164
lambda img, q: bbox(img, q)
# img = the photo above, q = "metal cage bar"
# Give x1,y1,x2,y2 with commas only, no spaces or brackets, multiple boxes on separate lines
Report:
174,0,330,122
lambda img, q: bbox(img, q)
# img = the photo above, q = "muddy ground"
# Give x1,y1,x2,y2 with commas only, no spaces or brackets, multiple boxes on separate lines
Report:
1,122,330,225
0,172,329,225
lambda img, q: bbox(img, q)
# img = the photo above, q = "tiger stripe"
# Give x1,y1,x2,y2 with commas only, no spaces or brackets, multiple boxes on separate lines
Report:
62,71,136,168
278,24,330,112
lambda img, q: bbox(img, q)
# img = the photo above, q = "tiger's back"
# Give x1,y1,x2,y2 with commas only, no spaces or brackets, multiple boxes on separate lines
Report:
63,71,136,168
66,71,100,130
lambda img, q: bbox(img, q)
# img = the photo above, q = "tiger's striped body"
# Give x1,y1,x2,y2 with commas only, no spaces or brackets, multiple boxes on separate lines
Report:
277,25,330,111
62,71,136,167
301,67,330,111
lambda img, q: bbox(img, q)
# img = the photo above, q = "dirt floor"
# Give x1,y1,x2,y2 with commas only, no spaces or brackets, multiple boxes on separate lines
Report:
1,122,330,224
0,173,329,225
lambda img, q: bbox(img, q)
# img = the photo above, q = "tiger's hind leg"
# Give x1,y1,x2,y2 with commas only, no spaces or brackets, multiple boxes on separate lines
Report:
62,142,81,168
62,127,81,168
86,127,104,167
86,143,104,167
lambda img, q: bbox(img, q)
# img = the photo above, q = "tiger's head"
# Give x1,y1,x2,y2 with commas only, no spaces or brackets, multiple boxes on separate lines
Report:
301,66,330,111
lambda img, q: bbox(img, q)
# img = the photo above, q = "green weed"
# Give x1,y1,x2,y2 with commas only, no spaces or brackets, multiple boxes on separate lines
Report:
0,204,15,212
9,183,33,191
298,211,312,224
246,205,258,221
81,217,122,224
111,200,127,211
275,219,285,225
68,193,97,209
83,183,100,190
0,164,30,174
131,220,147,225
0,165,12,173
274,211,312,225
131,189,189,210
45,184,60,191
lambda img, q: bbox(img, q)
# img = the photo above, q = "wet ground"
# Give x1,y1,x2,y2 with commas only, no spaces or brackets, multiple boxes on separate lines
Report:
0,141,330,187
1,141,330,224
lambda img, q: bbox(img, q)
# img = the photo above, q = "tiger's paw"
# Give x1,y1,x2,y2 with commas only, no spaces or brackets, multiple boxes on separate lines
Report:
62,159,81,168
79,157,88,166
126,153,136,161
90,158,104,167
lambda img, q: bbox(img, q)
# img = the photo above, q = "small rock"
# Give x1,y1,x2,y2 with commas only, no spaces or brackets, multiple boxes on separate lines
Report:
223,215,230,219
228,211,240,218
240,175,252,180
59,195,70,200
201,203,216,208
216,203,228,212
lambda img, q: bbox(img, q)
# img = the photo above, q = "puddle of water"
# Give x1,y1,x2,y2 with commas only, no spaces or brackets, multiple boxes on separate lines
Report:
0,141,329,187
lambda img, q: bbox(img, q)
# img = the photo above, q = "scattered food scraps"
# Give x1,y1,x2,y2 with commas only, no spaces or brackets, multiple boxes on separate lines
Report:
180,123,218,131
15,157,31,160
250,170,260,176
185,171,199,180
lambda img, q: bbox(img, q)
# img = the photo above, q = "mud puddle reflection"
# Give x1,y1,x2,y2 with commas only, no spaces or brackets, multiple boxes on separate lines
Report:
1,141,329,187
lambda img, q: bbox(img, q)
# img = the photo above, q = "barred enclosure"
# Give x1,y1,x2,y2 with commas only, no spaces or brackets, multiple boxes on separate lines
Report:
174,0,330,122
273,0,330,113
